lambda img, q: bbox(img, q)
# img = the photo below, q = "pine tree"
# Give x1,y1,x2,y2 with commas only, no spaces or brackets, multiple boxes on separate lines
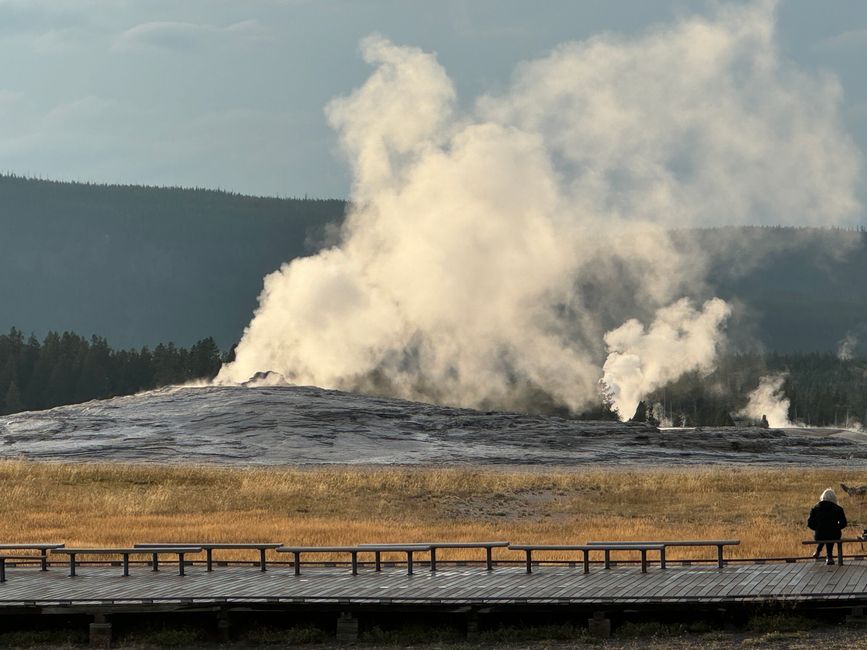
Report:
3,380,23,414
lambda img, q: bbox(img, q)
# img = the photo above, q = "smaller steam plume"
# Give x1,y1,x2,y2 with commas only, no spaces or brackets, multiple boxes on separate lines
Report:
739,374,791,428
838,333,859,361
602,298,731,420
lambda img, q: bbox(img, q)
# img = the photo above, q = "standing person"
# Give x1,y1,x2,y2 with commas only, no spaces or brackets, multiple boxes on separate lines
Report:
807,488,847,565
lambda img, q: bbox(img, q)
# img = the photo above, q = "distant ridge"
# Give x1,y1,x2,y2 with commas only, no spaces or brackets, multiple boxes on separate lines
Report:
1,174,865,353
0,174,347,348
0,172,341,202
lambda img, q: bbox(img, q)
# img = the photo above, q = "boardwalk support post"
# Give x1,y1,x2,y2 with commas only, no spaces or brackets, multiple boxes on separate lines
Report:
89,614,111,649
336,612,358,642
587,611,610,639
217,611,231,642
466,610,480,641
846,607,867,624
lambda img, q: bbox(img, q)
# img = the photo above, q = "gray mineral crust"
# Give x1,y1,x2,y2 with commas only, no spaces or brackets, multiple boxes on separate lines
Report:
1,385,865,466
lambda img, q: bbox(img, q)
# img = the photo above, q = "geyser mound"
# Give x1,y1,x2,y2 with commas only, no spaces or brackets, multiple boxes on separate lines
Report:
2,385,866,466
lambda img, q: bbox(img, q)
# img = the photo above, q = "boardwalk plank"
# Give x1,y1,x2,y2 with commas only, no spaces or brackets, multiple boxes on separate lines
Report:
4,561,867,607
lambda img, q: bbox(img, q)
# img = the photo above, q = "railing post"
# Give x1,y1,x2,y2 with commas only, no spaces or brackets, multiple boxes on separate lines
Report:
69,553,76,577
717,545,724,568
259,547,267,572
40,548,48,571
206,548,213,572
293,551,301,576
374,551,381,572
486,546,493,571
583,549,590,574
351,551,358,576
178,552,186,576
838,542,844,566
406,551,414,575
603,549,611,570
0,557,6,583
430,547,437,572
122,554,130,577
151,552,159,572
640,549,647,573
524,550,532,574
660,547,666,569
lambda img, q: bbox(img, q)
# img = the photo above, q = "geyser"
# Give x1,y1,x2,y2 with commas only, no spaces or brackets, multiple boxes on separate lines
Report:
217,2,861,416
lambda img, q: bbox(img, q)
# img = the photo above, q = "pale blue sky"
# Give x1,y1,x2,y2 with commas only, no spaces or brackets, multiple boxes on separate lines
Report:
0,0,865,200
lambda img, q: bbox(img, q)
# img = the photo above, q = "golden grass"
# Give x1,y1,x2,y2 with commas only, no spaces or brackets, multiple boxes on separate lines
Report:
1,461,865,563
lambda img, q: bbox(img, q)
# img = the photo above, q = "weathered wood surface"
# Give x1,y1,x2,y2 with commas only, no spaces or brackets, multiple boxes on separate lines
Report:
1,561,867,606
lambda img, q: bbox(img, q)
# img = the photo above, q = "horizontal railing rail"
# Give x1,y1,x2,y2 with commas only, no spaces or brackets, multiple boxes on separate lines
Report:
51,546,203,577
0,539,861,578
358,541,509,571
0,555,45,582
802,537,867,566
134,542,282,571
509,543,665,574
586,539,741,569
0,544,64,571
277,545,432,575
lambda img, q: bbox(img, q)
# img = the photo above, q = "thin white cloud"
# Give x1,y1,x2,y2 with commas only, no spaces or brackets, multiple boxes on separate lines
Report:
44,95,117,124
31,27,90,53
113,19,269,52
0,89,22,106
848,101,867,123
816,29,867,52
0,0,99,34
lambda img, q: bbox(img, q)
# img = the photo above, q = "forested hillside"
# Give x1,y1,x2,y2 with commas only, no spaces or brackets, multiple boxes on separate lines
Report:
682,226,867,354
0,175,346,348
1,175,865,355
636,352,867,428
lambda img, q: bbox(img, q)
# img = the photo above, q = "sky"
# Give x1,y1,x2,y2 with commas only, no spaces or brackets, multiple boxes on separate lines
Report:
1,0,866,202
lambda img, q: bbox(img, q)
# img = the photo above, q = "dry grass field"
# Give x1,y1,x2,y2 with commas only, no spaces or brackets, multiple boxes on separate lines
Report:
2,461,866,562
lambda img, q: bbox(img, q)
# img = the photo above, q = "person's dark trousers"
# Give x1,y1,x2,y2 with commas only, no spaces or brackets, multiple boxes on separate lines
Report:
813,539,837,561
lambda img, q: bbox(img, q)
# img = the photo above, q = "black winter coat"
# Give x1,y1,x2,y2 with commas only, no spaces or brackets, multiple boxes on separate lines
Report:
807,500,847,540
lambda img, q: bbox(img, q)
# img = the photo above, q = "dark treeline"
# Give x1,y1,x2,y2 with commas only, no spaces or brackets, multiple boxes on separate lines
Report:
0,328,222,415
4,323,867,428
637,352,867,427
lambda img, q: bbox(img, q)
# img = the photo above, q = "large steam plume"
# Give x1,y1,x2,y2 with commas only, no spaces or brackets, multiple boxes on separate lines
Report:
217,2,861,415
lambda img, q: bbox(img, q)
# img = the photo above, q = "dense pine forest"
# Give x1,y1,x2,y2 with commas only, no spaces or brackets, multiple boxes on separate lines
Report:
0,328,222,415
638,353,867,428
2,323,866,427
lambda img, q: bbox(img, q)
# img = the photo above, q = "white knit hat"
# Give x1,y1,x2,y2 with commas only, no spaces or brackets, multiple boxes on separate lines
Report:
821,488,837,503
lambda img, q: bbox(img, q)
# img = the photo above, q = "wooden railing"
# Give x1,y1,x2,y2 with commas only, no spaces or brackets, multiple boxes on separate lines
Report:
586,540,741,569
801,538,867,566
0,538,861,581
134,542,283,571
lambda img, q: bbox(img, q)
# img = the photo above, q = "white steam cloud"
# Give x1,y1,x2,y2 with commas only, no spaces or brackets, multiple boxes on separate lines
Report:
217,2,861,415
838,333,858,361
739,373,792,428
602,298,731,421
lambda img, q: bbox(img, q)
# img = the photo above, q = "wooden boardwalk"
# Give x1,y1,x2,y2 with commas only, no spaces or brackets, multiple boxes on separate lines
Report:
2,561,867,609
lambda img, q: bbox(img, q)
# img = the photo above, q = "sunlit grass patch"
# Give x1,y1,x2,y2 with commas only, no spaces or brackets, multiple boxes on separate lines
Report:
0,461,860,561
